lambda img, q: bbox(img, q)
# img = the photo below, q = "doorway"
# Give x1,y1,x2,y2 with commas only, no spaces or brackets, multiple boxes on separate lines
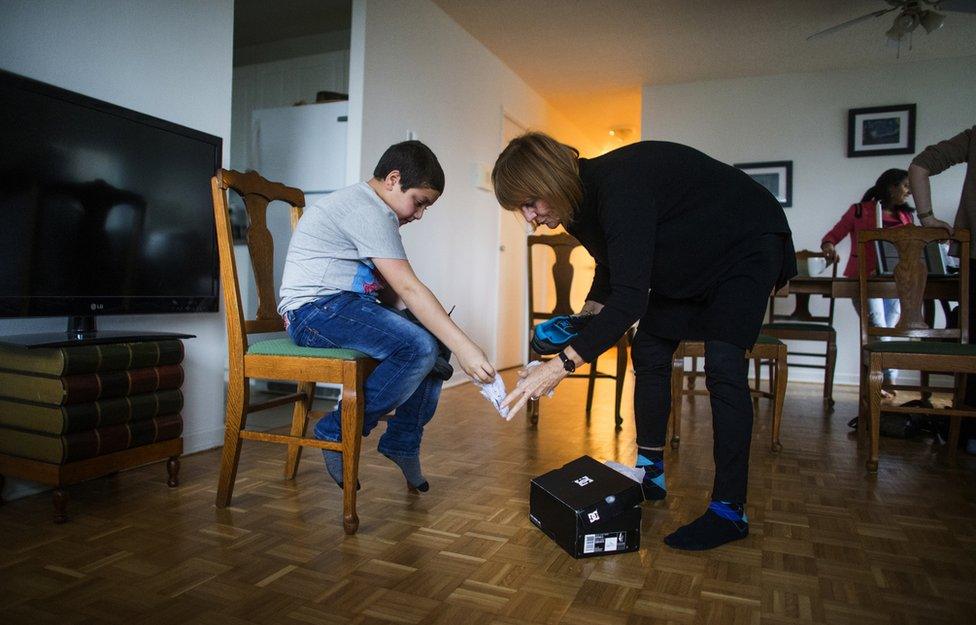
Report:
495,114,529,369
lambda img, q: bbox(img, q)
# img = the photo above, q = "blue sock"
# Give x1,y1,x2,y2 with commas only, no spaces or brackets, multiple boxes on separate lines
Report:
664,500,749,551
637,448,666,501
383,453,429,493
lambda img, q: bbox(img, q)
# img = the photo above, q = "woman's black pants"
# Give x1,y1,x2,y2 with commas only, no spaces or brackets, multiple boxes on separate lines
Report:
631,332,752,503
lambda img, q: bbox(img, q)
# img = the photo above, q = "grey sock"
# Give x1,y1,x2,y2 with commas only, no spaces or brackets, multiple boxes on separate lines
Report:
383,453,428,492
322,450,359,490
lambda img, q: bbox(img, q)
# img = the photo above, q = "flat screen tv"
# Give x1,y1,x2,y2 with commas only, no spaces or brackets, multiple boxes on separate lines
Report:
0,70,221,339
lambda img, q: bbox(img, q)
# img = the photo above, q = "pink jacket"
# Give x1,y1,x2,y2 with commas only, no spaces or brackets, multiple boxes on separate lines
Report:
821,200,914,278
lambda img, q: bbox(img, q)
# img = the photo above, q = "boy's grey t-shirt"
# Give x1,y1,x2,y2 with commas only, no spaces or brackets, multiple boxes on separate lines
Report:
278,182,406,315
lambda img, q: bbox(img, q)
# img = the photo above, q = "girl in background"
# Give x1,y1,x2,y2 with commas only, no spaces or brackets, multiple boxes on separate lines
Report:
821,168,915,398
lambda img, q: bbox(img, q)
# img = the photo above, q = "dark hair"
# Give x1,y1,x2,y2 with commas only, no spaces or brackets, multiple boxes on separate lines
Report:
373,140,445,193
861,168,913,212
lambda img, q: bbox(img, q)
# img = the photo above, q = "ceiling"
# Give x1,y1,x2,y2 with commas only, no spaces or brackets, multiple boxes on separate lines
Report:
234,0,351,47
432,0,976,146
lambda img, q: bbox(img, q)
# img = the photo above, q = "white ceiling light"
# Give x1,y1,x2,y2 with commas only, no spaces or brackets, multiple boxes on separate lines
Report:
920,9,947,31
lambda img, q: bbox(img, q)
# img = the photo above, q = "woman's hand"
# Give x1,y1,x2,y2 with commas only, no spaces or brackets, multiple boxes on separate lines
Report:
820,242,838,265
500,358,568,415
457,344,495,384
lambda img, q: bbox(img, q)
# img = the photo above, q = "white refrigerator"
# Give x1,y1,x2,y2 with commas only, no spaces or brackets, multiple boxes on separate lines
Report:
250,101,349,195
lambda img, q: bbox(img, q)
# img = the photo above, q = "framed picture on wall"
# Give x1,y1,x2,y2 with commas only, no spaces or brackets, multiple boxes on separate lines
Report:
734,160,793,207
847,104,916,157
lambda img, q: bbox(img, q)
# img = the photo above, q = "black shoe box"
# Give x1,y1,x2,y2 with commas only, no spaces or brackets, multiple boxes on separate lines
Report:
529,455,642,558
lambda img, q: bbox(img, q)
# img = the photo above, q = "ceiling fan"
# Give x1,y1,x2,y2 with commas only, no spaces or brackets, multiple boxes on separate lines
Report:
807,0,976,42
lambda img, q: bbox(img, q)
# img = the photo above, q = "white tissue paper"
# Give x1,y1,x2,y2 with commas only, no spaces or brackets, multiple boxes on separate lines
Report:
476,360,555,421
477,373,511,420
603,460,644,484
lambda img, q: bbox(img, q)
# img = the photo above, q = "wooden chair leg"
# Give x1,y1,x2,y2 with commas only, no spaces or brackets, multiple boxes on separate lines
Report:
528,348,543,424
867,360,884,472
949,373,965,465
688,357,698,391
340,363,365,535
824,336,837,408
921,371,932,403
669,355,684,449
752,357,763,413
216,374,249,508
772,348,787,452
857,356,868,447
614,339,627,430
586,355,598,414
752,357,761,396
285,381,315,480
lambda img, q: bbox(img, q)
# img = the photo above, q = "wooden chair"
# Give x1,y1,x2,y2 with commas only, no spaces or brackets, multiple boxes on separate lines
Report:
856,227,974,471
526,233,629,430
760,250,839,408
669,336,788,452
211,169,376,534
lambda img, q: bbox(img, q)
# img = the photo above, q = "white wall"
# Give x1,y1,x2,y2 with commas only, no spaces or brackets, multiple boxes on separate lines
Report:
354,0,593,375
642,56,975,385
0,0,234,499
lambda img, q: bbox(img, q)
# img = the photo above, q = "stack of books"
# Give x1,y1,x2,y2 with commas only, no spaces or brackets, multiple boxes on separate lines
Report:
0,340,185,464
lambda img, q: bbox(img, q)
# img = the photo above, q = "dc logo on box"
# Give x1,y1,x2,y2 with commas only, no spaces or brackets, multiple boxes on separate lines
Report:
587,510,600,523
574,476,593,487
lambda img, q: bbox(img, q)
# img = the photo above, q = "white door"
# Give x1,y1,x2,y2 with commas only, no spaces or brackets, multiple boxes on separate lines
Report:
495,115,529,369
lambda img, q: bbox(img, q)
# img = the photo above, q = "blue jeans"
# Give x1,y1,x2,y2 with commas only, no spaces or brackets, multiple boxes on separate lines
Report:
853,297,901,384
285,291,442,457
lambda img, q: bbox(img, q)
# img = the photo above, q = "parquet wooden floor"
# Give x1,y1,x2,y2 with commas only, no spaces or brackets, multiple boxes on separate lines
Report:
1,365,975,625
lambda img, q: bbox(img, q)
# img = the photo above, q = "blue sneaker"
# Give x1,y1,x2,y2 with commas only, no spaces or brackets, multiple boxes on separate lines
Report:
531,314,593,355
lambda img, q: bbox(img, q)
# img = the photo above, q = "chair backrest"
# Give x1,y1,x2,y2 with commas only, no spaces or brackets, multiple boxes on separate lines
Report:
210,169,306,357
769,249,838,325
526,233,581,334
856,227,970,344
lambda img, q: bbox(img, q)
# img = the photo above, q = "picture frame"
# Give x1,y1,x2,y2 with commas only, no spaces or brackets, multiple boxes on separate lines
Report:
847,104,916,157
734,160,793,208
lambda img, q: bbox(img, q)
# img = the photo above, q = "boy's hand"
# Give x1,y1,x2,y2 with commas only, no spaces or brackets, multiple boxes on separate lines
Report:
457,345,495,383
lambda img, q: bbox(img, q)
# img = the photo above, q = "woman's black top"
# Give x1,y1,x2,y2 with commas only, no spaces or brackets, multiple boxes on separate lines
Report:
565,141,796,363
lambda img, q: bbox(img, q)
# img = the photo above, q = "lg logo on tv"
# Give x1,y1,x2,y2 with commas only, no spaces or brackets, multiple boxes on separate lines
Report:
90,303,104,310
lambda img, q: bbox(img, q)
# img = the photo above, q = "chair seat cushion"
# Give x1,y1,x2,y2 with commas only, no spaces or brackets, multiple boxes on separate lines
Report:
864,340,976,357
247,338,368,360
762,322,834,332
754,334,784,346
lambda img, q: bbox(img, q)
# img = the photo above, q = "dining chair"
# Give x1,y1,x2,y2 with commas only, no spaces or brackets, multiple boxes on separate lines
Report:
526,233,630,429
856,227,974,471
211,169,376,534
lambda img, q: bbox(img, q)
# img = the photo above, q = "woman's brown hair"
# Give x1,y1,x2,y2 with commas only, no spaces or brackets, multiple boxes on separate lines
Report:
491,132,583,225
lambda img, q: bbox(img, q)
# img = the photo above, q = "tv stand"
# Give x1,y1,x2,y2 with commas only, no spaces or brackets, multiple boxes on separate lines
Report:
68,314,98,337
1,320,195,349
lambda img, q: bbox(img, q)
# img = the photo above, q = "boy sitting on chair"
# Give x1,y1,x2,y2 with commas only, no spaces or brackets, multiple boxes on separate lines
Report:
278,140,495,492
